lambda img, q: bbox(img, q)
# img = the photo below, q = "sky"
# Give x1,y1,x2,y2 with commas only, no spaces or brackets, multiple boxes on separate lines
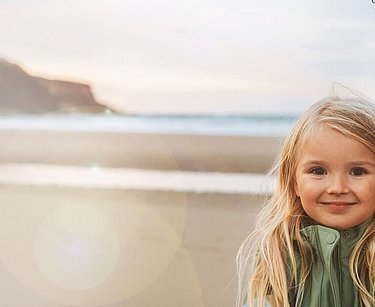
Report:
1,0,375,114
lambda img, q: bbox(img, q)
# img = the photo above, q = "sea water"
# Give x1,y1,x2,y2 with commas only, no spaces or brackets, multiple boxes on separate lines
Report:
0,113,296,137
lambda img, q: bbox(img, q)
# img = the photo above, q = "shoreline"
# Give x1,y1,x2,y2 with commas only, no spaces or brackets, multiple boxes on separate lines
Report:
0,163,275,194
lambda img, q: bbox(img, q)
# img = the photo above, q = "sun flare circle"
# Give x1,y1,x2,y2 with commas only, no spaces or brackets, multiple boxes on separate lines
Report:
34,205,120,290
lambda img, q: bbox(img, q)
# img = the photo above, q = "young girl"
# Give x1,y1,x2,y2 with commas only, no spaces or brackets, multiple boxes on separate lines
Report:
237,87,375,307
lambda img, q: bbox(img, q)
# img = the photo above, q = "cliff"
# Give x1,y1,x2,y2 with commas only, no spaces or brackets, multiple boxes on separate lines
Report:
0,59,113,114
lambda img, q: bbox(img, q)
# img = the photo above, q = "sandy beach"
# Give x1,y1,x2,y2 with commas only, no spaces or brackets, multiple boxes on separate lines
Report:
0,129,278,307
0,185,264,307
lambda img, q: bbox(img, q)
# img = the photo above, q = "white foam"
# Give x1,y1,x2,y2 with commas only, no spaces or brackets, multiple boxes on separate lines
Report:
0,163,275,194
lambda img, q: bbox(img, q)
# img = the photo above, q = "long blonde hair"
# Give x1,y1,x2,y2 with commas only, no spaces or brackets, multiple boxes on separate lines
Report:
236,85,375,307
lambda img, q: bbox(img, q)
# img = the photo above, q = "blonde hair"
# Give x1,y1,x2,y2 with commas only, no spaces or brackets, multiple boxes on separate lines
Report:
236,84,375,307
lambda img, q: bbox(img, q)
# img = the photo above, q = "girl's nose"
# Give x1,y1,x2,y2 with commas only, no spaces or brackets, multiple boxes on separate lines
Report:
326,174,349,194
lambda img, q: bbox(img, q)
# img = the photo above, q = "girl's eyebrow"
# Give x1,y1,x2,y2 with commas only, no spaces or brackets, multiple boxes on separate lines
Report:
301,160,325,165
301,160,375,167
350,161,375,167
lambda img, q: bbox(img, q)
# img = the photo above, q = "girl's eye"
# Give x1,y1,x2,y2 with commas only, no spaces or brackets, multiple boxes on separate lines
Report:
350,167,367,176
310,167,326,175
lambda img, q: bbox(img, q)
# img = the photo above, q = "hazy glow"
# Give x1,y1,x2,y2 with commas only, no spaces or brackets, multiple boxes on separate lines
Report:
0,0,374,113
0,186,188,305
35,205,120,290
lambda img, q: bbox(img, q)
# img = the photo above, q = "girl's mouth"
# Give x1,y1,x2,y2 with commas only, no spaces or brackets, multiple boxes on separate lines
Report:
320,201,356,206
319,201,356,212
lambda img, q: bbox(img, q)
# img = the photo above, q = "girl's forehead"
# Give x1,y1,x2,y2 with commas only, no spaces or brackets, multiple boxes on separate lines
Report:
295,126,375,162
298,123,361,148
295,126,345,158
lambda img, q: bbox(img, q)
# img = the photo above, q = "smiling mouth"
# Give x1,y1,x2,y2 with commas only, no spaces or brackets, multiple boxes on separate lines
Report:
320,202,356,207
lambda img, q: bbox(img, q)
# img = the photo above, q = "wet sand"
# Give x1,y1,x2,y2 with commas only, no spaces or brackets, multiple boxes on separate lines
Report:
0,130,282,173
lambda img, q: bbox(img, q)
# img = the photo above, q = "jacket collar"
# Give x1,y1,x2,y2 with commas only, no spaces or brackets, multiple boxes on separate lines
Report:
300,217,372,255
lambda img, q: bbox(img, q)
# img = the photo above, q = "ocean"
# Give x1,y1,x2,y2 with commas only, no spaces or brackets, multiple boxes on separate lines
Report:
0,113,297,137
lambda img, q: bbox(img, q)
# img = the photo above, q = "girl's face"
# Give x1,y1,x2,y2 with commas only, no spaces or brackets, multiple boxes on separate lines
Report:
294,126,375,230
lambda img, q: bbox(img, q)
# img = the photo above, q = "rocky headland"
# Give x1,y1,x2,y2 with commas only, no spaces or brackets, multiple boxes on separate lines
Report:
0,59,113,114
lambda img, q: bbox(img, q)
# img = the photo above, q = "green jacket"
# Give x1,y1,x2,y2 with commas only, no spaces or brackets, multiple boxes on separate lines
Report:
295,221,371,307
243,220,371,307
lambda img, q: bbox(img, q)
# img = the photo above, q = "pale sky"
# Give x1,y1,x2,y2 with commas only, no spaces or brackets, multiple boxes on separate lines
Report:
1,0,375,114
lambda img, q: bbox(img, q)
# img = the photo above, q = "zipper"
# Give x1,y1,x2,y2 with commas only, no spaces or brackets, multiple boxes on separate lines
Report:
337,247,341,303
330,244,340,307
313,231,324,307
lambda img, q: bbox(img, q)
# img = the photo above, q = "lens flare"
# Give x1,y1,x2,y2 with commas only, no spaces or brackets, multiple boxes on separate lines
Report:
34,205,120,290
